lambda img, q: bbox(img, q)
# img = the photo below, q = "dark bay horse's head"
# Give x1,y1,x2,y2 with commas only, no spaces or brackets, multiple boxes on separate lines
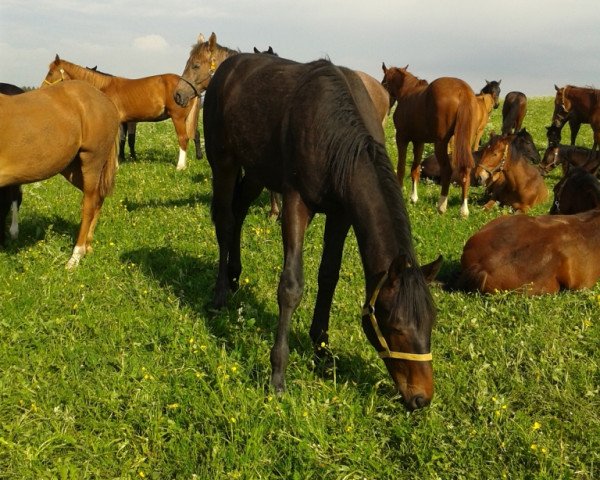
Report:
552,85,572,128
541,146,561,174
361,255,442,411
475,133,513,185
546,124,562,148
480,79,501,108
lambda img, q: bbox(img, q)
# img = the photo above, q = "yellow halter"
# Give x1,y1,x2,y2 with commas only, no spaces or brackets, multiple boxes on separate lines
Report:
43,68,66,85
362,271,433,362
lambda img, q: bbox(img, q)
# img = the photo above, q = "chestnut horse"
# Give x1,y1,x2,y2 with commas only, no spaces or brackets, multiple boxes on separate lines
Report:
552,85,600,160
501,91,527,134
381,64,478,217
458,208,600,294
475,131,547,213
41,55,201,170
176,53,443,410
0,83,24,245
550,165,600,215
472,92,495,150
0,81,120,267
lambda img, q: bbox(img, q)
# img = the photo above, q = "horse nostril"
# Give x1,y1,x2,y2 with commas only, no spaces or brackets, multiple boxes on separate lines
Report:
405,394,430,411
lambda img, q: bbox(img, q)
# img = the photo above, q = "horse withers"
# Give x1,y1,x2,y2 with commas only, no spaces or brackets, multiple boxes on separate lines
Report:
458,208,600,294
178,53,442,410
381,64,478,217
475,131,547,213
0,81,120,267
0,83,24,245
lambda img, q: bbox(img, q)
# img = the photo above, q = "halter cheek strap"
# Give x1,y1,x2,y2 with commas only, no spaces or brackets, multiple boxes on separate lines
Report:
178,57,218,99
362,272,433,362
43,68,66,86
480,144,510,178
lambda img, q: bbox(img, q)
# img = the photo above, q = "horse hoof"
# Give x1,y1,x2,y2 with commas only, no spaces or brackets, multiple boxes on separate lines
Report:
176,164,187,171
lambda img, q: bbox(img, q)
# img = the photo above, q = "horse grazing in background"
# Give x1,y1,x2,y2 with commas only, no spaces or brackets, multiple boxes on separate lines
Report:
540,144,599,175
42,55,201,170
552,85,600,160
458,208,600,294
475,131,547,213
472,92,495,150
550,165,600,214
501,91,527,134
177,52,443,410
480,79,501,109
381,64,478,217
0,81,120,267
0,82,25,245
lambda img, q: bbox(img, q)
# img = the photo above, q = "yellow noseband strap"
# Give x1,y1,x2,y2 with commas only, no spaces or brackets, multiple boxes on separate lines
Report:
362,271,433,362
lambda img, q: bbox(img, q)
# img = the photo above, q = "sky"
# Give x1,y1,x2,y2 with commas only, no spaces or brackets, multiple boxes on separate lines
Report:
1,0,599,97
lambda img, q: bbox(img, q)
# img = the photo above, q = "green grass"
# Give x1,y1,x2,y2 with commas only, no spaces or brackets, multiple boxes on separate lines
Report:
0,98,598,479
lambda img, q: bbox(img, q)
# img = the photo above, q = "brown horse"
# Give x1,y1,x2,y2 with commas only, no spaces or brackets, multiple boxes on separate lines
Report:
41,55,200,170
472,92,495,150
458,208,600,294
475,132,547,213
501,91,527,134
552,85,600,160
0,81,120,267
177,52,443,410
540,144,599,175
0,83,24,245
381,64,478,217
550,165,600,214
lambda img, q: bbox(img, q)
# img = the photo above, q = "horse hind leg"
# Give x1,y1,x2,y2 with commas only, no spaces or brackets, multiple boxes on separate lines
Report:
434,142,452,214
9,188,22,240
410,143,425,203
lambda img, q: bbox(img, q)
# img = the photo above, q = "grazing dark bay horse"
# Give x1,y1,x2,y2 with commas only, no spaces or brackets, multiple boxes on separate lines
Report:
0,83,24,245
550,165,600,214
480,79,501,109
501,91,527,135
0,81,120,267
540,144,599,175
176,53,442,409
42,55,201,170
475,131,547,213
458,208,600,294
381,64,478,217
552,85,600,159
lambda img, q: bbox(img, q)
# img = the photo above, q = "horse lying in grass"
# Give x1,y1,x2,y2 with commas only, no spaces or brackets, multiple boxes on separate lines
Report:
0,82,24,245
550,165,600,214
458,208,600,294
475,131,547,213
0,81,120,267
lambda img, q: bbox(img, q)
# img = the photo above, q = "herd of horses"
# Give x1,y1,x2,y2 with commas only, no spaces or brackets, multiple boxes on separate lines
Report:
2,32,600,410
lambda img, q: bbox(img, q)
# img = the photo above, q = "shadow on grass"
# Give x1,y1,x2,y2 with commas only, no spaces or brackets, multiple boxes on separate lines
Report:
1,214,78,253
121,245,384,397
121,192,212,212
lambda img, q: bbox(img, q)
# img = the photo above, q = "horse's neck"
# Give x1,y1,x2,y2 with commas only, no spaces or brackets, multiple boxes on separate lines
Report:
400,74,428,96
62,61,113,90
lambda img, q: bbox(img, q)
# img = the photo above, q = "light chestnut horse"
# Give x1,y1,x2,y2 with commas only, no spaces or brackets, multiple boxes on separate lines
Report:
475,132,547,213
458,208,600,294
41,55,200,170
0,81,120,267
381,64,478,217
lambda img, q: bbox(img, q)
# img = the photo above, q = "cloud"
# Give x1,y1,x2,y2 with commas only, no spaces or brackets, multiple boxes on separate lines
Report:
133,35,169,52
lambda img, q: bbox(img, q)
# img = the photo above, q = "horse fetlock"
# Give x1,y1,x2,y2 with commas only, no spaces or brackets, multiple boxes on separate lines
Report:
66,245,86,269
437,196,448,213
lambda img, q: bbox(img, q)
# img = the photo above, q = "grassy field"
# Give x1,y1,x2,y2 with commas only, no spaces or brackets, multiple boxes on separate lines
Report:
0,96,598,479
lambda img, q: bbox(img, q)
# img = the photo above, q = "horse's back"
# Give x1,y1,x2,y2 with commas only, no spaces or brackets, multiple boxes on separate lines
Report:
0,81,119,184
354,70,390,124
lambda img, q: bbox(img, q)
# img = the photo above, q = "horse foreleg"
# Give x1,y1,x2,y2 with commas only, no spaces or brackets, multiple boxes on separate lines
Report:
569,119,581,145
271,189,313,394
228,176,264,291
309,214,351,369
395,135,409,188
127,122,137,159
410,142,425,203
172,116,190,171
434,142,452,214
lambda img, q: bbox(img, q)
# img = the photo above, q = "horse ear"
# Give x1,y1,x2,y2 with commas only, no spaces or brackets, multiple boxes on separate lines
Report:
198,33,205,43
54,54,60,63
268,46,274,54
209,32,217,48
420,255,443,283
253,47,260,53
485,79,490,85
498,79,502,84
382,62,387,73
555,84,560,91
403,64,409,71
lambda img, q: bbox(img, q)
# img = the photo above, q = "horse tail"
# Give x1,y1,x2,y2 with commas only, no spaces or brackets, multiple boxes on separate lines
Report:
185,96,200,140
99,130,120,198
452,93,476,175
